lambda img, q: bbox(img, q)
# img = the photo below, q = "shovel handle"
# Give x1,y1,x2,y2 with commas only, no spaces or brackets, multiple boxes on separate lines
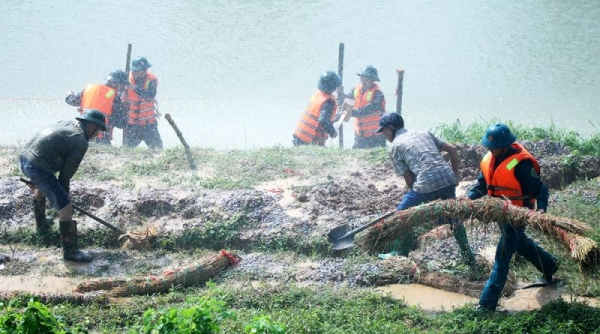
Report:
71,203,126,234
347,210,396,237
19,177,126,234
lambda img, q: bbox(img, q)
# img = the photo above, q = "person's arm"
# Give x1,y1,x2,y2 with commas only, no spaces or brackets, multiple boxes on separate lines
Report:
467,173,487,200
515,159,549,212
403,171,415,189
133,78,157,99
65,91,82,107
318,99,337,138
58,140,88,194
440,142,460,180
352,90,385,117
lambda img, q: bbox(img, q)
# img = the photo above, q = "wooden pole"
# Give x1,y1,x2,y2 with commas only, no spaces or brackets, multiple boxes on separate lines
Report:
125,44,132,74
396,68,404,115
165,113,196,170
337,43,344,148
123,44,133,146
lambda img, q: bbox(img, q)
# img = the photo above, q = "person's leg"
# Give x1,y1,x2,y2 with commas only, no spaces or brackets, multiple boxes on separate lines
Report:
379,190,431,258
123,125,142,148
516,231,558,283
143,123,163,149
479,224,519,311
20,156,90,262
435,185,476,266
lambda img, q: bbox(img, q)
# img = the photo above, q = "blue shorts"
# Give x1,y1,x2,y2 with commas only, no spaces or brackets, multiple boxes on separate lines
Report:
19,155,70,210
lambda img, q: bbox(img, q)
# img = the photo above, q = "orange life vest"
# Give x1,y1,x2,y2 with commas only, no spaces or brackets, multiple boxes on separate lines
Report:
125,71,158,125
80,84,116,118
80,84,116,140
352,84,385,137
293,90,338,145
480,143,539,207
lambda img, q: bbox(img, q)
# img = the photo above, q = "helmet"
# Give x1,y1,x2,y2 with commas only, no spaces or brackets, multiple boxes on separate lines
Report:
376,112,404,133
105,69,129,84
317,71,341,93
76,109,107,131
131,56,152,71
357,65,380,81
481,123,516,149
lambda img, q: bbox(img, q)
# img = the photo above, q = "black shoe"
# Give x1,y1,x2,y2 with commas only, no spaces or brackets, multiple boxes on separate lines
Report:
475,305,495,313
63,249,93,262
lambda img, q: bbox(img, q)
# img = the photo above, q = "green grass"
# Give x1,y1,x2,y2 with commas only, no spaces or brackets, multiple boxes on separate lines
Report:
436,119,600,156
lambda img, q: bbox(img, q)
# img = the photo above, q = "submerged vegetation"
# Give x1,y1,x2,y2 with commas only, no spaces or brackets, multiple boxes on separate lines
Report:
1,121,600,333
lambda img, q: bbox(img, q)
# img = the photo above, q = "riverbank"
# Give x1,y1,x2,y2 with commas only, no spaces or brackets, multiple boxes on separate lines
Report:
1,141,600,332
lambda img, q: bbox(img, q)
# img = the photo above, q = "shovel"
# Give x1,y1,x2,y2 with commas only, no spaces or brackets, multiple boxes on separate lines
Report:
327,210,396,250
19,178,157,250
19,178,126,234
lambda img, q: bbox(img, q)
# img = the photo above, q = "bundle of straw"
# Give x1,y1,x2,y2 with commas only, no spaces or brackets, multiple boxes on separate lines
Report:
0,290,108,305
75,251,240,298
357,197,598,268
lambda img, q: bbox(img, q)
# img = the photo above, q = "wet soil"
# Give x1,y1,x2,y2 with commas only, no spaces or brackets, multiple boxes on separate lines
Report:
1,141,600,312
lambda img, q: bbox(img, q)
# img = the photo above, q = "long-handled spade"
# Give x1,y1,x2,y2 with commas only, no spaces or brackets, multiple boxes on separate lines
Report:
327,211,396,250
19,178,152,249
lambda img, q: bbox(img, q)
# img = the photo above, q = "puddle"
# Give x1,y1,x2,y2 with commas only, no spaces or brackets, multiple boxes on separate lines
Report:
377,284,477,311
0,275,80,293
377,282,600,312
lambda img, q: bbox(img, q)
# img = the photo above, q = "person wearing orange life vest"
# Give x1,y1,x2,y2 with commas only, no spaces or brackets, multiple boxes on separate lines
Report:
65,70,129,145
122,56,163,149
293,71,341,146
468,123,558,312
338,65,386,149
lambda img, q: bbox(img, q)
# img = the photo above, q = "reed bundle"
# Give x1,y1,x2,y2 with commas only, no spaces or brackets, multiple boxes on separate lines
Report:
75,251,240,297
0,290,108,305
357,197,598,268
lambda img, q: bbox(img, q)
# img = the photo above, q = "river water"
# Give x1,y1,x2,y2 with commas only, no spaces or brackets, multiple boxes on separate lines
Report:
1,1,598,149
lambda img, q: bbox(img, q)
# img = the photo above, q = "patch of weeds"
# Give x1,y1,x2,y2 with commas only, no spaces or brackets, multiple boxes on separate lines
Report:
162,214,249,251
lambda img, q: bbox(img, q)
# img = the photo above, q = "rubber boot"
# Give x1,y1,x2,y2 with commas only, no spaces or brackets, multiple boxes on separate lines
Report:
452,224,476,267
33,198,53,234
59,220,92,262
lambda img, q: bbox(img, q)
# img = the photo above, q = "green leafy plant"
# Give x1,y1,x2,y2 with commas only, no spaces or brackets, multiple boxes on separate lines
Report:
244,315,287,334
129,297,235,334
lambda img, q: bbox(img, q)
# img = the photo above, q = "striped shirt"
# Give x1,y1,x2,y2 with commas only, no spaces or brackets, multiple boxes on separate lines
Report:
390,128,457,193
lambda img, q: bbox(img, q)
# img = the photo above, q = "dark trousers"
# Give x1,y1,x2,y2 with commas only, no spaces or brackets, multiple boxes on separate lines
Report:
479,224,558,310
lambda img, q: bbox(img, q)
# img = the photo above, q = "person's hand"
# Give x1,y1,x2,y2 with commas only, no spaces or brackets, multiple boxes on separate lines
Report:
330,129,338,138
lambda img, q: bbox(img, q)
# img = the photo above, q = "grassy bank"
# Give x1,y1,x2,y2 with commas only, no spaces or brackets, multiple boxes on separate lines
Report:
1,121,600,333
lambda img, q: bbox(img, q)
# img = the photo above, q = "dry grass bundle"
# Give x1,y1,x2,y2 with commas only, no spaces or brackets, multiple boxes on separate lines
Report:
0,290,108,305
357,197,597,267
118,227,158,250
75,251,240,298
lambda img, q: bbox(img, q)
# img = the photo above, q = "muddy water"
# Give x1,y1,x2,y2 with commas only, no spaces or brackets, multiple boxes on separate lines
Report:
377,283,600,312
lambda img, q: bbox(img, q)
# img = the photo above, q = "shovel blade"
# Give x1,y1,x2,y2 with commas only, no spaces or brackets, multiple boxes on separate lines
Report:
331,235,356,250
327,224,350,243
328,224,357,250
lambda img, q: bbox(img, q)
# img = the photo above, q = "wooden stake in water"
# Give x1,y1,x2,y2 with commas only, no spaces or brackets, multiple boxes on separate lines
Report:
396,68,404,115
337,43,345,148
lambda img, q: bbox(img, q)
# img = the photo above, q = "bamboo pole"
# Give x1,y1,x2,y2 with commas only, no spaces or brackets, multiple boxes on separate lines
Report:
337,43,345,148
396,69,404,115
